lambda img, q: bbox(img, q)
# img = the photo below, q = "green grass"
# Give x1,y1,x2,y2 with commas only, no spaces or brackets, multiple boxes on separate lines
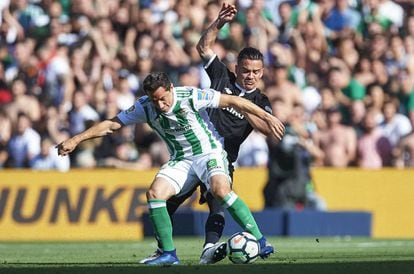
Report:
1,237,414,274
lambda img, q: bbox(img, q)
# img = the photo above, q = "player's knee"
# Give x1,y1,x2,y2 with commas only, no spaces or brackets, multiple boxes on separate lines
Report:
210,187,231,201
146,188,163,200
146,179,176,201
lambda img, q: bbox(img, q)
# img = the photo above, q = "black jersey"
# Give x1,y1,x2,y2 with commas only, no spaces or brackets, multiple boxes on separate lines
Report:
204,56,272,164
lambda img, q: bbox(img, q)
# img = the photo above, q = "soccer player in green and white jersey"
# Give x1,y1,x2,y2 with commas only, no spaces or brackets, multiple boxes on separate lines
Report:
56,72,285,265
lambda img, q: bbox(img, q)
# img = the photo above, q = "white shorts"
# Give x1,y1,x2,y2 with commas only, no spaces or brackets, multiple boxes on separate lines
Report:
156,150,231,197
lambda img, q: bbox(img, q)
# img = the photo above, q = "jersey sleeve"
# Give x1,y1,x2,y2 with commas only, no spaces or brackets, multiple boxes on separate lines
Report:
258,94,273,115
192,88,221,110
204,55,235,91
116,97,148,125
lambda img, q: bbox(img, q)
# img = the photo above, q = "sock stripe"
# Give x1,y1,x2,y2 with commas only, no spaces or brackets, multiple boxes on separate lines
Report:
222,191,238,208
148,199,166,209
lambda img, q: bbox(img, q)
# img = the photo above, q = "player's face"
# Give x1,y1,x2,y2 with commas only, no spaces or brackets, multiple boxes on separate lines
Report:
149,85,174,113
235,59,264,91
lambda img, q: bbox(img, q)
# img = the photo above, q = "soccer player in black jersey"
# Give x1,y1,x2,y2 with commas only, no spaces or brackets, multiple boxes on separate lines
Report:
139,2,283,264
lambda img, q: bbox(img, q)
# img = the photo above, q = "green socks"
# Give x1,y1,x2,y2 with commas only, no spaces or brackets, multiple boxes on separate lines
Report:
148,193,262,251
221,192,263,240
148,199,175,251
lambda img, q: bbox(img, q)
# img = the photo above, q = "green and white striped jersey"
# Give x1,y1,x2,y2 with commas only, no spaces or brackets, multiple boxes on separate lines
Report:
117,86,224,160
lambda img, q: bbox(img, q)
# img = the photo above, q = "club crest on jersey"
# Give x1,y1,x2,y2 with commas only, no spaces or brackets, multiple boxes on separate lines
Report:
265,106,273,114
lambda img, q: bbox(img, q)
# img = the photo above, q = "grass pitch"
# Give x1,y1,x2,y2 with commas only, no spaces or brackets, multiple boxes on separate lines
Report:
1,237,414,274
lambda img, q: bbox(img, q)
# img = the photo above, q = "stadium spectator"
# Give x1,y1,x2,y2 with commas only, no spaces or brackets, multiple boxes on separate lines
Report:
0,0,412,171
290,0,320,29
313,106,357,167
94,125,152,171
268,64,302,105
393,109,414,167
379,99,412,147
68,90,99,136
396,67,414,115
7,112,41,168
328,58,366,105
0,61,12,104
357,108,393,169
335,34,360,71
0,0,24,42
321,0,361,34
236,129,269,167
241,5,278,54
0,108,11,168
264,101,325,209
116,69,137,111
31,136,70,171
276,1,294,44
37,41,73,107
6,78,40,123
378,0,404,28
361,0,395,36
365,84,386,124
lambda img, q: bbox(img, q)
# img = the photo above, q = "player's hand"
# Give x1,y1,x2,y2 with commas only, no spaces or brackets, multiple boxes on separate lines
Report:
265,115,285,141
217,2,237,25
55,138,78,156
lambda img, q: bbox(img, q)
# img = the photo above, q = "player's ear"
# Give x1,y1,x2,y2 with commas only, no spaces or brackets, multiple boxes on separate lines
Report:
258,67,264,78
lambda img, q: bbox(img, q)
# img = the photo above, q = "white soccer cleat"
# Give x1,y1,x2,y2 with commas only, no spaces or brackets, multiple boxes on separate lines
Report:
138,248,162,264
199,242,227,264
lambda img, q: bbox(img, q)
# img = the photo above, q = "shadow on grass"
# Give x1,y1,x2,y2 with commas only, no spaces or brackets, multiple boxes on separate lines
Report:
1,261,414,274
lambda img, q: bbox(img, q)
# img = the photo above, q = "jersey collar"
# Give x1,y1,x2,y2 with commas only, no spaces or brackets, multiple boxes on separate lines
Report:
235,83,256,96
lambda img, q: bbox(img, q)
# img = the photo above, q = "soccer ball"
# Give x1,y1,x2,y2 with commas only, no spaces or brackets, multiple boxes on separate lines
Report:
227,231,260,264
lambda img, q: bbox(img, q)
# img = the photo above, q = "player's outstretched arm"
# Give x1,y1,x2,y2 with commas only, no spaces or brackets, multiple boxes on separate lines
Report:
219,94,285,140
196,2,237,61
243,112,277,136
56,117,123,156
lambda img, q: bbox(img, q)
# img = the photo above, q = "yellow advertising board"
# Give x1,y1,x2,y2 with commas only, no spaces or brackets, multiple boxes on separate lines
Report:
312,168,414,238
1,168,414,240
0,170,156,240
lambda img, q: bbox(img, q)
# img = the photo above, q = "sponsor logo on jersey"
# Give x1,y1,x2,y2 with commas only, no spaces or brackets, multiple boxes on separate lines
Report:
207,159,221,171
125,105,135,114
165,124,192,133
224,88,233,94
197,90,210,101
224,107,244,119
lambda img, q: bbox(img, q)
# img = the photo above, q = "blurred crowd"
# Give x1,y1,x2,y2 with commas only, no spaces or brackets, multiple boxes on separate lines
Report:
1,0,414,172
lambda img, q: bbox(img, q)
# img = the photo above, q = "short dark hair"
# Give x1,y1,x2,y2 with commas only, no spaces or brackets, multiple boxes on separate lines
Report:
237,47,264,64
143,72,171,95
